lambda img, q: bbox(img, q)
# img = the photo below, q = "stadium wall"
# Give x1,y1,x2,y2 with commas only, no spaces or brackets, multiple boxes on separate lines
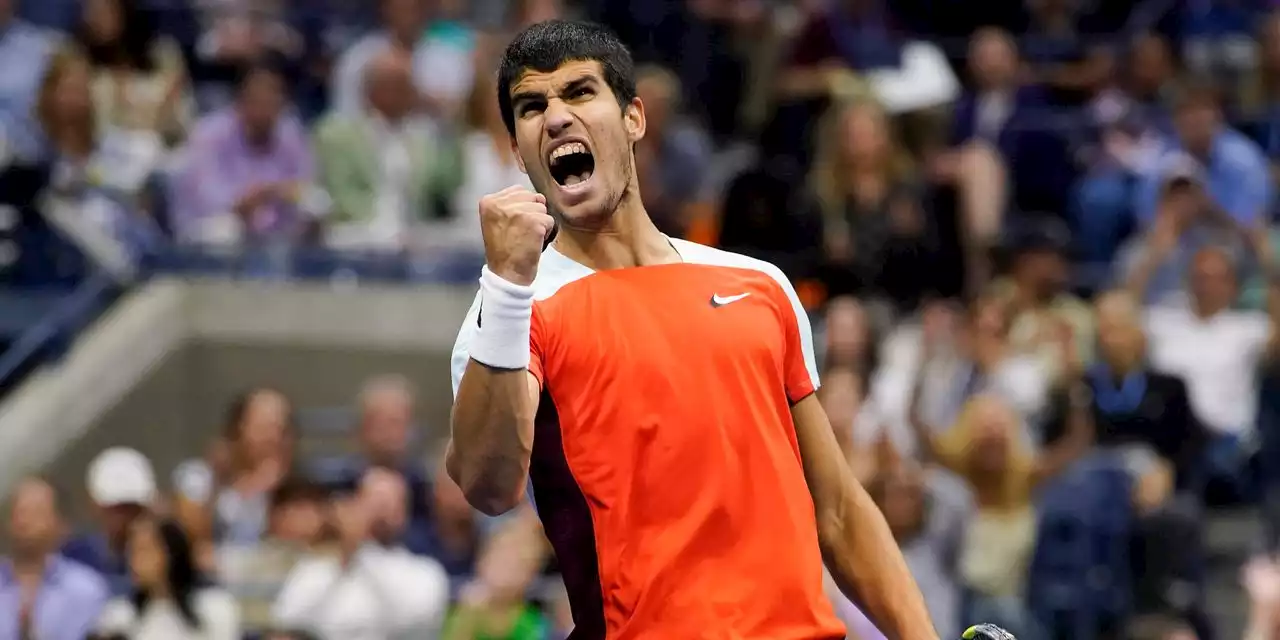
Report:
0,279,475,534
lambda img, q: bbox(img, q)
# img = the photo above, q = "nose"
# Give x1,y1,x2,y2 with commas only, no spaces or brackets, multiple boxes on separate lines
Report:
544,100,573,137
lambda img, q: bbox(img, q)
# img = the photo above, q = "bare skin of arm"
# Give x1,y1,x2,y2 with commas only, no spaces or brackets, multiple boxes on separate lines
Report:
792,394,938,640
447,367,540,515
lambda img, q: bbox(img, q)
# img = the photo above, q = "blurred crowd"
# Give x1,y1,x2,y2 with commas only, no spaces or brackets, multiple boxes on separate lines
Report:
7,0,1280,639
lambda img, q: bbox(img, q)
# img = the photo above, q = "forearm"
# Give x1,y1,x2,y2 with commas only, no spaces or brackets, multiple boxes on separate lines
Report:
449,363,535,514
821,482,937,640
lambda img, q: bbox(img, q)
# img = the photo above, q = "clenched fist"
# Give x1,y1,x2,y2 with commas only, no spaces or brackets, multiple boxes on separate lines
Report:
479,186,556,286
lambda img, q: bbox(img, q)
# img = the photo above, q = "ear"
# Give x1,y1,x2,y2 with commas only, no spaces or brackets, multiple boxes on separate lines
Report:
510,136,528,175
624,96,646,143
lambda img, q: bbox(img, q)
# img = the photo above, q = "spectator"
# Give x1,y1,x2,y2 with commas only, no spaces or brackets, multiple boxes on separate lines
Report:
1079,291,1204,486
94,516,240,640
929,28,1018,293
62,447,160,596
0,476,109,640
75,0,194,145
443,517,550,640
176,387,295,547
939,293,1053,424
35,48,153,205
908,388,1093,639
186,0,305,110
1142,234,1279,503
996,220,1094,384
315,48,463,251
332,0,475,121
784,0,901,81
1120,156,1252,306
633,64,713,238
218,478,329,631
1134,81,1271,227
864,459,966,639
173,57,320,246
1019,0,1114,105
811,98,936,310
452,56,530,251
0,0,58,166
272,468,451,640
1123,32,1179,121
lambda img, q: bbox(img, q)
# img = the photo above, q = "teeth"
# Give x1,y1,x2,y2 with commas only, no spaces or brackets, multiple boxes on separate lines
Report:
549,142,588,163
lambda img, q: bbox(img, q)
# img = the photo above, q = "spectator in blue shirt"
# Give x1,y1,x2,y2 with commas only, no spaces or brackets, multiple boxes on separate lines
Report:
0,0,58,166
1135,83,1272,227
0,476,108,640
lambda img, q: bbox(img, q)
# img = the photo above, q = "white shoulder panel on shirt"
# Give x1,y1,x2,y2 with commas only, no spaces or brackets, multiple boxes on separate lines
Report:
450,239,818,397
450,247,594,398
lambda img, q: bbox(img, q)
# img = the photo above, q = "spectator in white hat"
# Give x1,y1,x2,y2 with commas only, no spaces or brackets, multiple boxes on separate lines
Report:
62,447,159,596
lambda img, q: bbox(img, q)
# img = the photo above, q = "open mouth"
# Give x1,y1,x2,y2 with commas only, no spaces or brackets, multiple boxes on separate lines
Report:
548,142,596,188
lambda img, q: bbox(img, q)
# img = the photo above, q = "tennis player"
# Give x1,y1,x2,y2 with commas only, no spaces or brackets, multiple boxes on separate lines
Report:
449,19,940,640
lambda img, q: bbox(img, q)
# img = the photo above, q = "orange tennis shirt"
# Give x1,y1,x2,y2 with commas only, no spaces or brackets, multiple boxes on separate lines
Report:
451,238,846,640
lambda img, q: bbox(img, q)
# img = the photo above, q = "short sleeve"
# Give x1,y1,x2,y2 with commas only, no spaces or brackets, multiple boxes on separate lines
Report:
765,265,820,403
449,291,545,399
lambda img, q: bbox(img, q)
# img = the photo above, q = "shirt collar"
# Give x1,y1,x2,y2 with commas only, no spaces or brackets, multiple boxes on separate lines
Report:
0,554,67,588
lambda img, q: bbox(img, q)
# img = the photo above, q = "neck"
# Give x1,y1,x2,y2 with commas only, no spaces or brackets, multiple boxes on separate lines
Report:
1192,298,1226,319
552,190,678,270
12,553,47,578
147,582,171,600
1104,356,1140,376
55,129,93,158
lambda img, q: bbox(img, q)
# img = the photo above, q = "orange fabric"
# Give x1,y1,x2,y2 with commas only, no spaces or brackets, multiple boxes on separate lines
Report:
529,262,844,640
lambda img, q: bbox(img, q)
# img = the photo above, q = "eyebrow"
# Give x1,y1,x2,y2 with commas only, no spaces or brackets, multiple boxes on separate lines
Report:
510,75,600,110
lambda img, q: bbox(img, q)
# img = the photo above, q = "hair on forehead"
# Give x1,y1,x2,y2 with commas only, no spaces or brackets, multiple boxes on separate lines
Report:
497,19,637,135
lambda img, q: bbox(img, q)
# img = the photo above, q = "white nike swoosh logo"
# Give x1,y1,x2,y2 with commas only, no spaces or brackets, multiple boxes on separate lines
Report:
711,293,751,307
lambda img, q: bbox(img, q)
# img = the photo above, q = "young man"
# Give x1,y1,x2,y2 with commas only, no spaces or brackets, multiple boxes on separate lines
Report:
449,19,936,640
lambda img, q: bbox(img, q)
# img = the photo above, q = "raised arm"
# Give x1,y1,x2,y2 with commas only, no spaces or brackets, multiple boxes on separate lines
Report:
447,186,555,515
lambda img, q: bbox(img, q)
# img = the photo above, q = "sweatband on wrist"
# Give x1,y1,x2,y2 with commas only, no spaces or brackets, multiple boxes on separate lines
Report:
469,266,535,370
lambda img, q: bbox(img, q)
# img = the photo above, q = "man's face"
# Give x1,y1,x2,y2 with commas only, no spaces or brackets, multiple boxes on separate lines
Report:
382,0,424,40
1189,249,1237,313
1175,102,1220,156
238,70,285,141
100,503,144,541
508,60,645,228
366,55,414,119
359,469,408,543
969,31,1017,90
361,392,411,464
8,481,60,556
269,499,325,543
1014,250,1067,300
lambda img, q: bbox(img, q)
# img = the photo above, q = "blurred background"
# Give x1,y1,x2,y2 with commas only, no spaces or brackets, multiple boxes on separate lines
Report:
2,0,1280,639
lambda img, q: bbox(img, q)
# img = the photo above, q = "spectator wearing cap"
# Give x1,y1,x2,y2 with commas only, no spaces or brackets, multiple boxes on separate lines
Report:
1134,80,1271,227
62,447,158,596
1,476,109,640
995,218,1095,385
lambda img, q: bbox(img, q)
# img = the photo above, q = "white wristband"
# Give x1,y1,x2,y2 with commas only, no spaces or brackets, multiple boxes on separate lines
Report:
469,266,535,370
